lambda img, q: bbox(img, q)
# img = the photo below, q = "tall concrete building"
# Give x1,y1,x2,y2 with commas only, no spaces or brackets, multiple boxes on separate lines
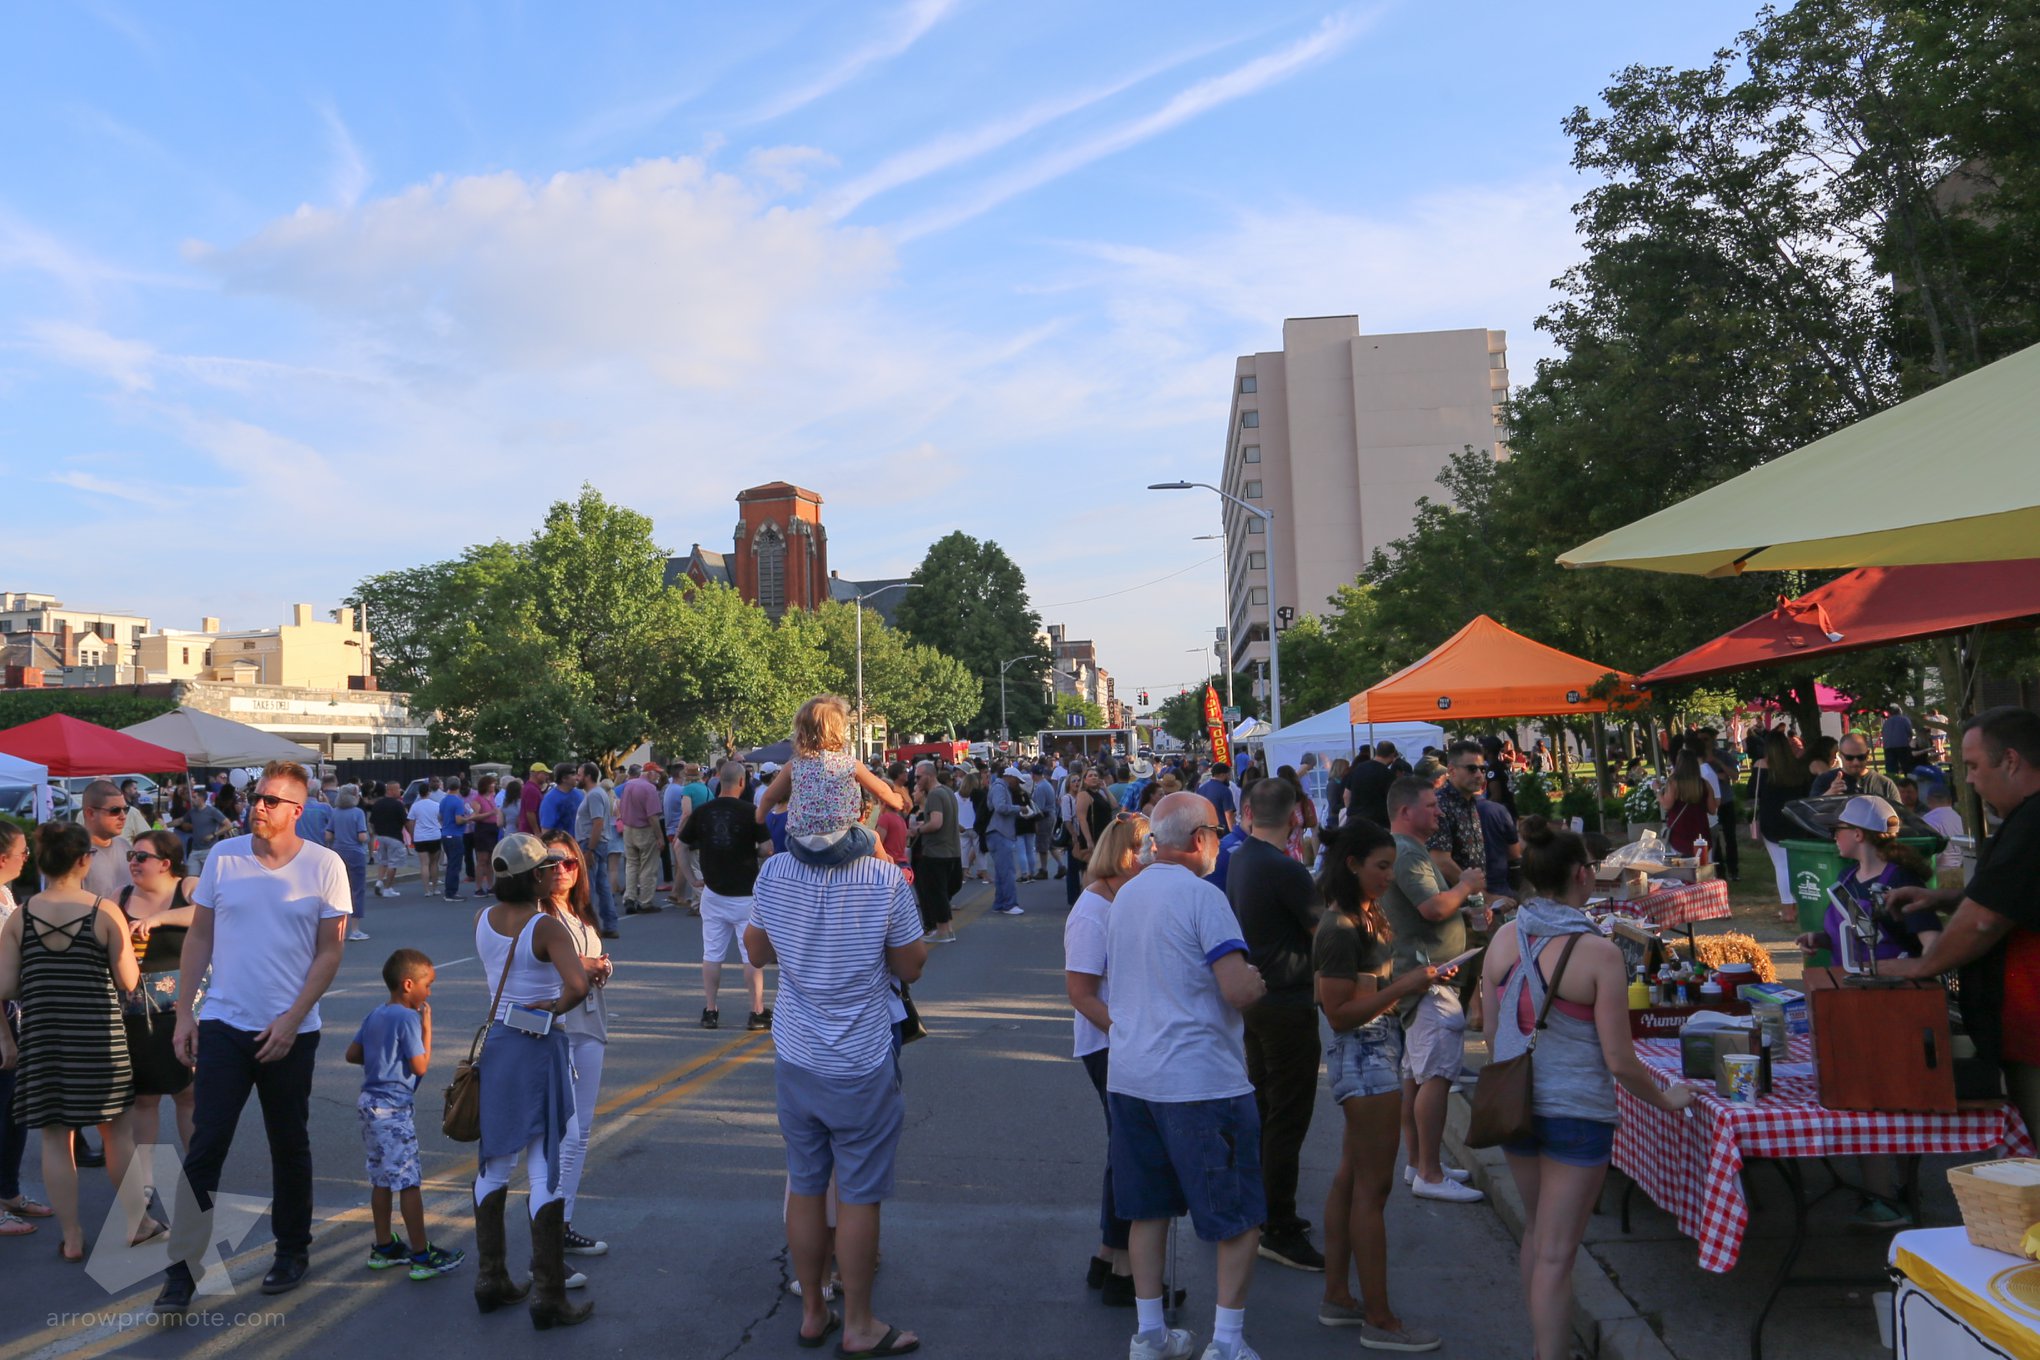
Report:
1219,316,1507,677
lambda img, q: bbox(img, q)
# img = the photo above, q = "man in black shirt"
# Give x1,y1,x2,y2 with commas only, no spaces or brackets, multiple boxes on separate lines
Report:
1886,707,2040,1140
1341,742,1397,831
367,781,410,898
1224,775,1325,1272
677,760,774,1030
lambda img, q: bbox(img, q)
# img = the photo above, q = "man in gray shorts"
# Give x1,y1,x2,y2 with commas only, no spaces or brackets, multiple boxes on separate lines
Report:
746,852,926,1357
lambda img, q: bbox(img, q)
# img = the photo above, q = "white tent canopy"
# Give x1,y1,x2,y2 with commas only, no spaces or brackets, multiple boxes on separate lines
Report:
119,707,322,768
1258,705,1446,778
0,750,53,820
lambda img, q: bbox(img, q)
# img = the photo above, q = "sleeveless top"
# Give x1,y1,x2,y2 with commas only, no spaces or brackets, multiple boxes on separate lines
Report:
1664,799,1709,855
787,751,860,839
474,911,561,1022
549,905,608,1044
1492,906,1618,1123
11,898,134,1127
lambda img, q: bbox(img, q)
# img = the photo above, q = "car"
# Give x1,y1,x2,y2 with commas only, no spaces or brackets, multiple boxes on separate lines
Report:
55,773,161,804
0,783,74,821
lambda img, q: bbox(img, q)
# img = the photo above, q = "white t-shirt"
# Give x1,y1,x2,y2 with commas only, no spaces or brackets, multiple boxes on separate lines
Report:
1102,862,1252,1103
194,836,351,1033
1923,805,1966,868
409,794,442,842
1698,764,1722,826
1065,888,1112,1058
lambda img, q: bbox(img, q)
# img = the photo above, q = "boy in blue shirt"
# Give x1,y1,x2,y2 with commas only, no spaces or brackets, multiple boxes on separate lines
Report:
347,949,464,1280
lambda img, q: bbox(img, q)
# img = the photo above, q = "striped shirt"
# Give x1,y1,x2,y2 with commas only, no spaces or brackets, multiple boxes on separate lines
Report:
748,853,922,1078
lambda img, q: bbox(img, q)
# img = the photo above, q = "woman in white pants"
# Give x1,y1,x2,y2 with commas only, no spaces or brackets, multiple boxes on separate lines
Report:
538,830,614,1279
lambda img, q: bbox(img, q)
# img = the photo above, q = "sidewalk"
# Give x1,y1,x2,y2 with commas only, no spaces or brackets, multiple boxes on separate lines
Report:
1442,1047,1940,1359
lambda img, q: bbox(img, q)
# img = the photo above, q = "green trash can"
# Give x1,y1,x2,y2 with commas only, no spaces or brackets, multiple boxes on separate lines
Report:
1782,835,1943,968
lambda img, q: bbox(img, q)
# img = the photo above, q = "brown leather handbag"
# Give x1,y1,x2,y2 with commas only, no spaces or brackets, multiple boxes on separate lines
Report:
1465,931,1583,1149
442,942,517,1143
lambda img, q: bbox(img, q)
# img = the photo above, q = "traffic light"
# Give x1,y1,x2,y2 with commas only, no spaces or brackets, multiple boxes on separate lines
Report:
1138,689,1149,706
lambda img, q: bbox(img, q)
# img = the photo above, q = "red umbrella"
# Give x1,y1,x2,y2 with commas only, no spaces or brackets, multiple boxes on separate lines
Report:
1640,560,2040,685
0,712,188,776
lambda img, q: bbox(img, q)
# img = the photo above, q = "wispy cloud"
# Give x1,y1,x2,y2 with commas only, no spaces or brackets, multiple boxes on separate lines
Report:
817,37,1239,221
745,0,957,124
895,9,1377,240
47,469,161,504
22,320,157,390
316,101,371,208
78,0,158,62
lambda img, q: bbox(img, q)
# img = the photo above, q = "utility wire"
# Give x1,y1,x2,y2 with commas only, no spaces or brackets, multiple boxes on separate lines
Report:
1035,554,1221,609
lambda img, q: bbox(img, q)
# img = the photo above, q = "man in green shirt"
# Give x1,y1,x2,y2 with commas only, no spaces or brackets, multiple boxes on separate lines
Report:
1381,776,1488,1203
909,762,963,943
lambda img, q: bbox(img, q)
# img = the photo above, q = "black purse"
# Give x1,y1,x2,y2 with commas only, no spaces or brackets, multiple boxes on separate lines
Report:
124,1008,192,1096
898,985,929,1045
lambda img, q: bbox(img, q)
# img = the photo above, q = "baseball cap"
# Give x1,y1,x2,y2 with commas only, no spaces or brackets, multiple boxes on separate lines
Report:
760,761,780,774
1003,764,1023,778
528,761,550,775
493,832,567,876
1836,795,1900,835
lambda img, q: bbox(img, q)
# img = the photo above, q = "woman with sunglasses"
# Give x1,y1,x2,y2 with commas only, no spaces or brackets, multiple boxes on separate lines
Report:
116,830,201,1162
537,830,615,1274
0,822,155,1260
0,823,49,1235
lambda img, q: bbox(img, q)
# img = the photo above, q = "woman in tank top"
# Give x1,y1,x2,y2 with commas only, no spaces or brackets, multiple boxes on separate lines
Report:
118,829,202,1159
1480,818,1693,1360
469,832,591,1329
537,829,615,1274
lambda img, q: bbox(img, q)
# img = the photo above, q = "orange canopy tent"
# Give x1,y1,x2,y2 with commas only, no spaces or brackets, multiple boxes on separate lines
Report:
1348,615,1643,724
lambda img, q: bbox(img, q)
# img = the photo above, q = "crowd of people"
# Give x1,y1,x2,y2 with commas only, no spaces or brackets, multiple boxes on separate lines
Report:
2,697,2036,1360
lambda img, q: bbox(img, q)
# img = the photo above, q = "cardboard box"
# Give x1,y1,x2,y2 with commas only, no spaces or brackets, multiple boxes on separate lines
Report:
1656,863,1717,883
1681,1024,1754,1081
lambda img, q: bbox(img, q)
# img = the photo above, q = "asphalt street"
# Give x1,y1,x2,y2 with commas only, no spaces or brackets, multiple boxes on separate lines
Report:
2,868,1531,1360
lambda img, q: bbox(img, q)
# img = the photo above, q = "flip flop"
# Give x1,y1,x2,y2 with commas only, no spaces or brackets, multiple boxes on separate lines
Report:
0,1212,35,1237
129,1218,169,1248
2,1196,53,1218
836,1324,919,1358
57,1242,85,1263
797,1310,841,1349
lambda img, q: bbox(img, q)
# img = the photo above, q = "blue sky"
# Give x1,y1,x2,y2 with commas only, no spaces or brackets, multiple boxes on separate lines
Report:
1,0,1760,712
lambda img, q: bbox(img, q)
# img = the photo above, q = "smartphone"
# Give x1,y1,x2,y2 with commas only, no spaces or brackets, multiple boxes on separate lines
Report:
504,1003,554,1037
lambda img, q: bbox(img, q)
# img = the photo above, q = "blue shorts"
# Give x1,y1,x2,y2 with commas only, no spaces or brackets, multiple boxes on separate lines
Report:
1107,1092,1266,1242
1501,1114,1617,1168
358,1095,422,1191
775,1057,905,1205
1328,1018,1404,1103
788,823,876,868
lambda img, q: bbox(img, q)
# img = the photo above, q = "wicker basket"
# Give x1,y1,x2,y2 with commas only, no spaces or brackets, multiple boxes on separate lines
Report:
1947,1159,2040,1256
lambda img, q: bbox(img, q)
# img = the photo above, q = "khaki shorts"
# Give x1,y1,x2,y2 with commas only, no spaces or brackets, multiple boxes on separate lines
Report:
1401,986,1467,1084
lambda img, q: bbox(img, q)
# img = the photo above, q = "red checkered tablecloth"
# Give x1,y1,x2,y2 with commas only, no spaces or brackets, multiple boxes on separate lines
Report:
1611,1037,2036,1272
1597,879,1732,930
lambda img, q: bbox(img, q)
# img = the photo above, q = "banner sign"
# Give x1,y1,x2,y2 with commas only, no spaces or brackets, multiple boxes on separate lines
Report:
1203,684,1230,766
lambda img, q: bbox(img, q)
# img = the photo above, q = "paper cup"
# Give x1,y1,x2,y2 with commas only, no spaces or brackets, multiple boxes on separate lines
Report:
1722,1054,1760,1103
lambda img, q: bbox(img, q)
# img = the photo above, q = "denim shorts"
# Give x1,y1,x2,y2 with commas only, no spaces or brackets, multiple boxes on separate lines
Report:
1107,1092,1266,1243
1328,1018,1405,1102
1500,1114,1617,1168
788,822,876,868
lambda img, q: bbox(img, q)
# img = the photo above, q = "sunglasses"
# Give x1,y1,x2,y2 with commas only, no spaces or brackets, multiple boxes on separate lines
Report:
93,803,128,815
252,793,302,810
126,850,163,862
1841,753,1870,763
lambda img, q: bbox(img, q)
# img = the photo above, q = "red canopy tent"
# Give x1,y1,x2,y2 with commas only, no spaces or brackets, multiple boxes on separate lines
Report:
1349,615,1642,723
0,713,188,776
1639,560,2040,685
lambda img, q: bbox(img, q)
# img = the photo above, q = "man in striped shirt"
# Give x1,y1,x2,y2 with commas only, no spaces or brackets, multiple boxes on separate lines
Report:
745,852,926,1357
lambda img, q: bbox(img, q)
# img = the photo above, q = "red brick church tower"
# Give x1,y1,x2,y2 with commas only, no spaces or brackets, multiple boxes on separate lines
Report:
731,482,829,620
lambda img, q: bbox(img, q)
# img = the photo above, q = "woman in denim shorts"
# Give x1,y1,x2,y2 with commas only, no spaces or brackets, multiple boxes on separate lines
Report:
1312,821,1456,1351
1480,818,1694,1360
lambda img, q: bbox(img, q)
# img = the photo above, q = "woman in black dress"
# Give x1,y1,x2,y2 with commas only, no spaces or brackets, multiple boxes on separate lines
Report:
0,822,152,1261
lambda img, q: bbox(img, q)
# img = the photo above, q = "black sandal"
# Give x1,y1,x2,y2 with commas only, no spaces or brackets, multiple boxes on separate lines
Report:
797,1310,840,1349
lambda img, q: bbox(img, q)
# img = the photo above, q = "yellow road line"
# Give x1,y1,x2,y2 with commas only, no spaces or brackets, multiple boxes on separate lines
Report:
12,1035,776,1360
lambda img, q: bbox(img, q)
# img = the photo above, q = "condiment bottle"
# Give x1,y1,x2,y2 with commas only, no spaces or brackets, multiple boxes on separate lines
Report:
1757,1026,1774,1093
1656,964,1678,1006
1627,968,1649,1011
1699,972,1724,1003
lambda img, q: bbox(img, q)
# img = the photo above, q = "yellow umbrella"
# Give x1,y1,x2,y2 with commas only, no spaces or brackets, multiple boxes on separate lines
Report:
1559,340,2040,576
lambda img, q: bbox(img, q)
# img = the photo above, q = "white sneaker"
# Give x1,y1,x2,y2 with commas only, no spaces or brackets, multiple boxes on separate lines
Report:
1410,1174,1485,1203
348,930,370,942
1130,1329,1197,1360
1402,1164,1472,1186
565,1269,586,1290
995,905,1026,916
1199,1342,1260,1360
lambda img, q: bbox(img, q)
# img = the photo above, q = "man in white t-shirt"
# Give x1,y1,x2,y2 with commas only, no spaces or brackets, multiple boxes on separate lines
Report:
157,760,351,1310
1106,791,1268,1360
407,777,444,898
1921,780,1967,870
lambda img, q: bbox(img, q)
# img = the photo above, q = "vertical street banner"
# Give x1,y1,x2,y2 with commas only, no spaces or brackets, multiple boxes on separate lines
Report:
1202,684,1230,767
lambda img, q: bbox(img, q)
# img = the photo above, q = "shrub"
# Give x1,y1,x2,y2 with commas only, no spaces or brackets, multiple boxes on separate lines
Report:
1558,785,1600,825
1516,773,1554,820
1623,778,1663,825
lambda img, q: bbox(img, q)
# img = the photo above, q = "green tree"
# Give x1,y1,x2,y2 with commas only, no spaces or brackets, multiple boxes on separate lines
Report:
894,532,1048,736
1278,583,1384,717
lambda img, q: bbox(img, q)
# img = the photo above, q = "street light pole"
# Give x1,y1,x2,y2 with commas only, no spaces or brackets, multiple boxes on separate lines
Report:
1152,482,1281,731
853,583,921,763
1192,532,1234,710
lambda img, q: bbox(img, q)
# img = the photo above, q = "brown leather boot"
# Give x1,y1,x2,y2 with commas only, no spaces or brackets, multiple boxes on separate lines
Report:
528,1198,593,1330
472,1187,530,1313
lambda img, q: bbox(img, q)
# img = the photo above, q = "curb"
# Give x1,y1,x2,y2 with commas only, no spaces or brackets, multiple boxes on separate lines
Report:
1442,1090,1677,1360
